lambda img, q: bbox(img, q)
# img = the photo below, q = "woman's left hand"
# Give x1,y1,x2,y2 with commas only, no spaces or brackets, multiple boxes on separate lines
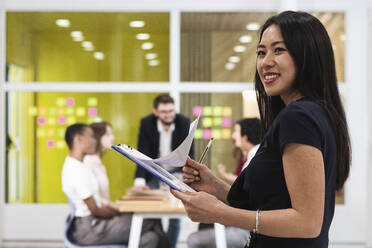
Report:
171,189,225,223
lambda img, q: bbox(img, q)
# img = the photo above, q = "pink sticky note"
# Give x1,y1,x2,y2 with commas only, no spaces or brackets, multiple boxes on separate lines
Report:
88,107,97,117
202,129,212,139
47,140,56,148
66,97,75,107
193,106,203,117
222,117,232,127
58,116,66,125
37,117,46,125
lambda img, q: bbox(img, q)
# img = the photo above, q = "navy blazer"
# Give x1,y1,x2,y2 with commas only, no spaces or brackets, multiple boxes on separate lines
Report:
135,114,194,182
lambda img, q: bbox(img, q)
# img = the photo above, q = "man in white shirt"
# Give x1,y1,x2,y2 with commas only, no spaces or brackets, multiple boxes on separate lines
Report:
133,94,194,248
62,123,168,247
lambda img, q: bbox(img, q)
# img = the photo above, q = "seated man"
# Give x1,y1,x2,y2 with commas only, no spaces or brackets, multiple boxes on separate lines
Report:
62,123,169,247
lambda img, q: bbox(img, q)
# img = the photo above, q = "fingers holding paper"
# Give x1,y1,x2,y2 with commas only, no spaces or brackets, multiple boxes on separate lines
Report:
171,189,225,224
182,157,218,194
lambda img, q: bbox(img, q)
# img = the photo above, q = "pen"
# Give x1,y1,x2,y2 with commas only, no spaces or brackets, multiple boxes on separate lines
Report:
198,138,214,164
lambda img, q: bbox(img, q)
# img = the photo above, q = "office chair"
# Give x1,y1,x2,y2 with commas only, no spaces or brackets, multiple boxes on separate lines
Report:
64,198,127,248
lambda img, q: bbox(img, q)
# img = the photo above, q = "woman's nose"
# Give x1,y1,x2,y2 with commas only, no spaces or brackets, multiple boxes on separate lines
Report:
261,52,275,68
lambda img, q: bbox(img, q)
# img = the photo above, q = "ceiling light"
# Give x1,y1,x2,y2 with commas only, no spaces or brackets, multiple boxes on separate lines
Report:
141,42,154,50
130,20,145,28
239,35,252,43
234,45,246,53
228,56,240,63
340,34,346,41
225,63,235,70
82,41,93,48
93,52,105,60
56,19,70,28
246,23,260,31
136,33,150,40
82,41,94,51
146,53,158,60
71,31,83,37
71,31,84,42
73,36,84,42
148,60,160,66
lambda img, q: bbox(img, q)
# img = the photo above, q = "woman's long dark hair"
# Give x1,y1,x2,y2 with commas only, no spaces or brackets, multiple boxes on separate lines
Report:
255,11,350,191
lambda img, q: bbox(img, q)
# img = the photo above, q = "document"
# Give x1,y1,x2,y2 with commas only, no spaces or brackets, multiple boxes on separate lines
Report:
112,115,199,192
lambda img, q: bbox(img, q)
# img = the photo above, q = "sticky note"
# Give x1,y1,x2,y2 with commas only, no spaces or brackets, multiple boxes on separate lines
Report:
88,107,97,117
222,117,232,127
221,129,231,139
47,129,55,136
67,116,76,125
47,140,56,148
202,129,212,139
66,97,75,107
194,129,203,139
88,98,98,107
56,98,65,107
37,117,46,125
39,107,47,115
66,107,75,115
222,107,232,116
213,106,223,116
202,118,213,127
57,128,65,138
58,116,66,125
212,129,221,139
47,118,56,125
49,108,56,116
56,140,66,149
203,106,212,116
193,106,203,117
57,108,65,116
213,117,222,126
76,107,86,117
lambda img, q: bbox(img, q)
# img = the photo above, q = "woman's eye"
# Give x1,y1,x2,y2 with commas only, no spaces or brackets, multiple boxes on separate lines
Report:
256,50,265,56
274,47,286,53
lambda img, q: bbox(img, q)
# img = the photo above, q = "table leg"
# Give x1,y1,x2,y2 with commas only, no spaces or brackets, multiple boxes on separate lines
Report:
128,214,143,248
214,223,226,248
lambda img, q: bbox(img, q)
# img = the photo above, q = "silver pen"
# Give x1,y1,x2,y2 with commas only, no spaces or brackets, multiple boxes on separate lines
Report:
198,138,214,164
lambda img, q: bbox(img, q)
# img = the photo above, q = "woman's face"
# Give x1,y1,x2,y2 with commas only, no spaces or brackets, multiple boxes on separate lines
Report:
256,24,297,102
100,126,114,151
231,124,242,148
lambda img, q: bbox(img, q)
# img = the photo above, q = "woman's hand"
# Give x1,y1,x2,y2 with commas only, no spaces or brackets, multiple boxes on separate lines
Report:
171,189,226,223
183,157,231,202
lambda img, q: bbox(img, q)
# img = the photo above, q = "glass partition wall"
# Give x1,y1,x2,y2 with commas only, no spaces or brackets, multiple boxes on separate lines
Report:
4,11,345,205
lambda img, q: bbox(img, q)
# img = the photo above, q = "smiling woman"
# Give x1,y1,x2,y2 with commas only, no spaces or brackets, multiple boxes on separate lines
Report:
173,11,351,248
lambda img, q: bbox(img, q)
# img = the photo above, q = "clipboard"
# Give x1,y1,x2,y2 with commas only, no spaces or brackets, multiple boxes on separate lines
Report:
112,144,196,192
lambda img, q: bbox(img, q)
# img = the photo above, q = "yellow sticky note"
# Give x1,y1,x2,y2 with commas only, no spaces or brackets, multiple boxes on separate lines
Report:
67,116,76,125
221,128,231,139
222,107,232,116
56,98,65,107
76,107,86,117
212,129,221,139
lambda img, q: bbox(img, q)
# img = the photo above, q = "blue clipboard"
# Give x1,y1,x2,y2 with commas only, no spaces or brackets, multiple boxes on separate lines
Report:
112,144,195,192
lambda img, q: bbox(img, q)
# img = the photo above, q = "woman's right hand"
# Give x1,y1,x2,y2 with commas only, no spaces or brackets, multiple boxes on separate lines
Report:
183,157,230,200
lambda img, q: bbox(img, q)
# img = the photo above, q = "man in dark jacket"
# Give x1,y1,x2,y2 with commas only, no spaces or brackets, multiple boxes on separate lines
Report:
133,94,194,248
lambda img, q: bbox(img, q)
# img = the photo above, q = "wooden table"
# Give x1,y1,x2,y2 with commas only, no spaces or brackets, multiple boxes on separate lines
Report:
117,198,227,248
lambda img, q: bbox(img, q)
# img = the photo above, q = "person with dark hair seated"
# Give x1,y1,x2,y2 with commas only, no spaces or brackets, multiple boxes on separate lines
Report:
218,118,261,184
62,123,169,247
